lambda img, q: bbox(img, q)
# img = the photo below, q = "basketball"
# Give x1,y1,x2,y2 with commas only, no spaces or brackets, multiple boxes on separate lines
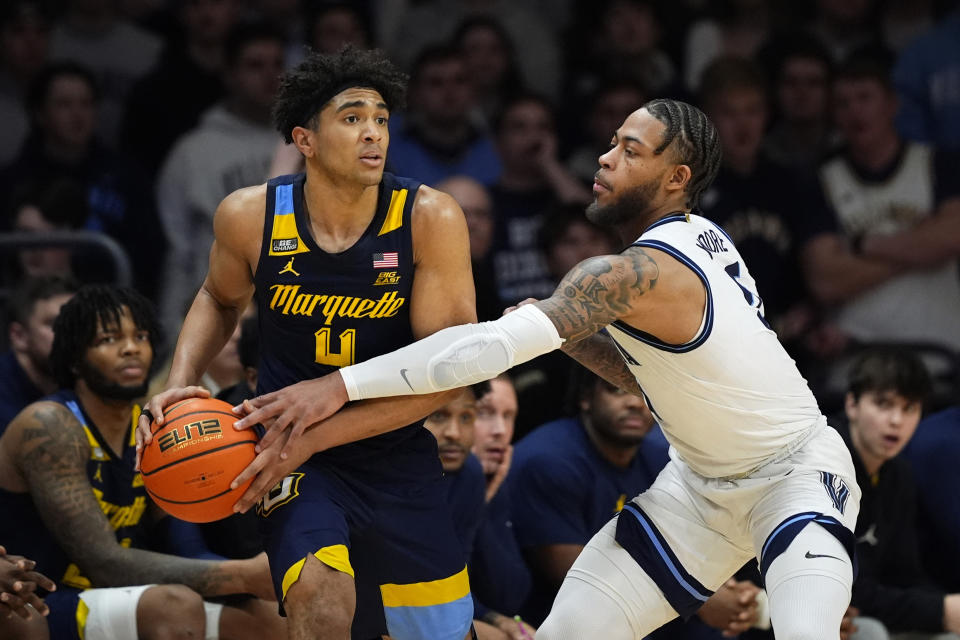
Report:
140,397,258,523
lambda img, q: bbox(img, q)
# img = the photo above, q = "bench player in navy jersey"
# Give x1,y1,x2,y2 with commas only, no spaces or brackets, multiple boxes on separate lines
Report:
0,286,281,640
234,99,862,640
136,47,477,640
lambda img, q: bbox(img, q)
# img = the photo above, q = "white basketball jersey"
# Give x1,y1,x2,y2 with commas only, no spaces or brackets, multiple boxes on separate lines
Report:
605,213,825,478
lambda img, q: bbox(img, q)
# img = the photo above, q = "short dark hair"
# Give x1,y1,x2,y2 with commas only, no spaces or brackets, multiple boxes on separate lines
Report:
835,46,896,91
7,274,78,328
539,204,619,255
771,34,833,83
643,98,722,209
9,178,89,229
27,61,99,114
224,21,284,69
50,285,160,389
698,57,768,108
409,44,463,87
470,380,492,400
273,45,407,143
492,92,556,135
847,346,932,404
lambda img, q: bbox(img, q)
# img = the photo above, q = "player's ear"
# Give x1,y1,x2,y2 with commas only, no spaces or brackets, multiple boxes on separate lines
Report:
291,126,315,158
666,163,692,195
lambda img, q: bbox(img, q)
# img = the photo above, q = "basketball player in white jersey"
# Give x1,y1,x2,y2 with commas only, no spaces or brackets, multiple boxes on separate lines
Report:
231,98,861,639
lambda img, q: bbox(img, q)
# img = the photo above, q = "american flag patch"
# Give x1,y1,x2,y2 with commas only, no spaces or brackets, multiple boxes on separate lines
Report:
373,251,398,268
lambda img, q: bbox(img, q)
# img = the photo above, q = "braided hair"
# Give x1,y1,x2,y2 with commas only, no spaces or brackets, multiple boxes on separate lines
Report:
643,98,722,209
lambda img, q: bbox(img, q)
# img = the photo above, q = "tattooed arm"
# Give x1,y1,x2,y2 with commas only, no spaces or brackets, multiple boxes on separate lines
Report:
230,246,704,511
561,333,644,396
12,402,269,598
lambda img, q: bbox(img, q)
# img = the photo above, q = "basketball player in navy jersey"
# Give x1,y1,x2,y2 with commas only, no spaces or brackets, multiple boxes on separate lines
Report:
234,99,862,640
0,286,281,640
135,47,477,640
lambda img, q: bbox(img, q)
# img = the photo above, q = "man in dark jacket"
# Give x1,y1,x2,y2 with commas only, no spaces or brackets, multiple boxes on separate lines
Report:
835,346,960,636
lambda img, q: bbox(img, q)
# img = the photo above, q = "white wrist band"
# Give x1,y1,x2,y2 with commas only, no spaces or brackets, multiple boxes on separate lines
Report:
339,304,564,401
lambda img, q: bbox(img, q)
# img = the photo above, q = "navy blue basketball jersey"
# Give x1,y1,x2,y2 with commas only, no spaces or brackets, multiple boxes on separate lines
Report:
0,391,148,588
254,172,427,468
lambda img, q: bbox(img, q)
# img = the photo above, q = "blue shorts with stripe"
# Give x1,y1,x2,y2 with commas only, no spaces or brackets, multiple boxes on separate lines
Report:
257,429,473,640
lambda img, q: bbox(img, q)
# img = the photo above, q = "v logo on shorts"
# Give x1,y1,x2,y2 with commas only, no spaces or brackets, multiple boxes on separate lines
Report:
819,472,850,514
804,550,842,561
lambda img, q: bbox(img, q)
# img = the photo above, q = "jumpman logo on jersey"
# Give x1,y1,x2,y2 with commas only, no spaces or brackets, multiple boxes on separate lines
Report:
279,257,300,277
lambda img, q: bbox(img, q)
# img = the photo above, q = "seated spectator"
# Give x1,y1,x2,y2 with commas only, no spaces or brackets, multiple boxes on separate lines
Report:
307,2,370,54
0,62,165,299
216,312,259,407
422,381,536,640
509,366,670,624
157,22,283,340
121,0,239,178
49,0,163,147
833,346,960,637
566,80,647,184
761,34,837,172
436,175,504,321
468,375,534,622
0,275,76,434
894,5,960,150
568,0,676,103
452,15,524,128
807,0,883,63
904,404,960,594
0,285,283,639
5,179,88,282
819,51,960,354
683,0,774,92
386,45,501,188
0,544,56,640
696,57,841,350
0,0,51,164
489,94,590,305
510,206,620,438
383,0,561,100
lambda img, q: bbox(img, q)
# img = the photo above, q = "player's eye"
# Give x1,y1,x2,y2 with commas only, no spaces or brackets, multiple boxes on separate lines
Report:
376,116,388,125
345,115,358,123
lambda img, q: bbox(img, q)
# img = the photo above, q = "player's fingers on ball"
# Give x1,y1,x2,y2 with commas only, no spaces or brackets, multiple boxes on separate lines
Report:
230,454,264,490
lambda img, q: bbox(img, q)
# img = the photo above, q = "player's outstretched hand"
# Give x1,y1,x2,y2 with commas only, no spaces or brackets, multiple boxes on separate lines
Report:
0,546,56,620
231,372,349,459
230,428,309,514
135,386,211,471
502,298,539,316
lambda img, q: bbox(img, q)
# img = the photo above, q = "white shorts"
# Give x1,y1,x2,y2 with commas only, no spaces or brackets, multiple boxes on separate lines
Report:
566,425,861,621
77,585,222,640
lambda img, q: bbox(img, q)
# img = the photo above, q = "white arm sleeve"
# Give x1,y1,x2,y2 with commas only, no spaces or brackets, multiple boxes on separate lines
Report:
338,303,564,401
